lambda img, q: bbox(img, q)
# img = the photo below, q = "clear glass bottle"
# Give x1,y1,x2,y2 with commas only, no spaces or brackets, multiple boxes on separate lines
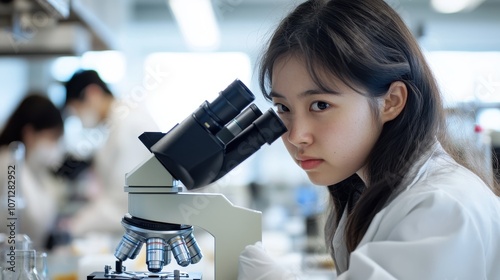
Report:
34,252,47,280
14,235,31,251
1,142,26,240
1,234,33,280
1,233,7,280
11,250,41,280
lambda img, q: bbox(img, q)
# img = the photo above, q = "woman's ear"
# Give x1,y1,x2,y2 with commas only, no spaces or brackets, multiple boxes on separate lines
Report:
381,81,408,123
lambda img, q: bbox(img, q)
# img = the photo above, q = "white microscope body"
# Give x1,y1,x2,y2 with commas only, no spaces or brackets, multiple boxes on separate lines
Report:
122,154,262,279
89,80,287,280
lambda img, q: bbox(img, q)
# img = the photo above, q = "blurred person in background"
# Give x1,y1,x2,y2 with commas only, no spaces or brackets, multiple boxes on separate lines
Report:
62,69,159,238
0,94,65,250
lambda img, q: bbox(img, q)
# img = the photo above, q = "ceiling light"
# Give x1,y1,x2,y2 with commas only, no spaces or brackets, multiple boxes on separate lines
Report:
168,0,221,51
431,0,485,13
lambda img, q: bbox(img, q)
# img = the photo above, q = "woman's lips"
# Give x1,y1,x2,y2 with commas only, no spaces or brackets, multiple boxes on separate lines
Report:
299,159,323,170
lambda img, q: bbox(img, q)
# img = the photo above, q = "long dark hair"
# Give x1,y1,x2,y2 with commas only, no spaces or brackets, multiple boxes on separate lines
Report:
259,0,495,259
0,94,64,146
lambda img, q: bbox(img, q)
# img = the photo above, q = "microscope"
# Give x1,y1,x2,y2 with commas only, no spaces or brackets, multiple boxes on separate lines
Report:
87,79,287,280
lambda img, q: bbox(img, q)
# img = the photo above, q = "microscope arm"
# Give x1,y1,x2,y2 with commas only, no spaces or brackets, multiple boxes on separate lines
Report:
129,193,261,280
124,155,262,280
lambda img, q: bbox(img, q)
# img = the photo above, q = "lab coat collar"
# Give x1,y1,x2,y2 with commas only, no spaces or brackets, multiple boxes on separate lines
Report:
333,208,350,274
399,140,445,192
333,140,446,274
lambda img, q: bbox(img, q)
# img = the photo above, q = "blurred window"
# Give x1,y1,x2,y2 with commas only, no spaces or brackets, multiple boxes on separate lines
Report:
478,108,500,131
0,58,28,127
143,52,252,131
50,51,125,83
425,51,500,106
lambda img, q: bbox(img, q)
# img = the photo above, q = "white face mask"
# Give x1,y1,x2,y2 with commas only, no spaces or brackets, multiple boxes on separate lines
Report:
27,140,65,171
79,107,100,128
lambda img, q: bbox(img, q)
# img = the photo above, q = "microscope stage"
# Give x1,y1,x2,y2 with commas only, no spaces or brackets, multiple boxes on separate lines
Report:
87,271,202,280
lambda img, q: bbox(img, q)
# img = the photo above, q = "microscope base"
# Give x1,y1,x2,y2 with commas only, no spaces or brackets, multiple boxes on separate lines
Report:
87,271,202,280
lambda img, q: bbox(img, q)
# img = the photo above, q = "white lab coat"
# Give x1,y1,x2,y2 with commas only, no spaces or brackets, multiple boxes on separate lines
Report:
0,147,63,249
238,143,500,279
69,100,159,237
334,144,500,280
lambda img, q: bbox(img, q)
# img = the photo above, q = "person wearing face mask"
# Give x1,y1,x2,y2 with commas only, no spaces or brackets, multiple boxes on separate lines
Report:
0,94,65,250
62,69,159,238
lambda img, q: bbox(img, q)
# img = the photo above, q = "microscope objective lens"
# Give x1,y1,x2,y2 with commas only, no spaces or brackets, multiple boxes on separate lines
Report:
130,242,144,260
168,235,191,267
115,233,143,261
164,245,172,265
185,232,203,264
146,238,166,273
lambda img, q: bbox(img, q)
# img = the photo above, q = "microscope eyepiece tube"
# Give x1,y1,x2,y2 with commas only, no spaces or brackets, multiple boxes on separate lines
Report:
168,235,191,267
194,79,255,135
114,232,144,261
216,104,262,144
209,79,255,125
213,108,287,182
185,232,203,264
146,238,166,273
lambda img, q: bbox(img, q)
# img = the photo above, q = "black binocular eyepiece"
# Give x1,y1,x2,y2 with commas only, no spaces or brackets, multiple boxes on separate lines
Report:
139,79,287,190
193,80,255,135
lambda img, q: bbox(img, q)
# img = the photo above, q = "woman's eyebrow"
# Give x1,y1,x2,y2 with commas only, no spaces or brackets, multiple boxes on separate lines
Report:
269,91,284,98
270,89,342,99
300,89,342,96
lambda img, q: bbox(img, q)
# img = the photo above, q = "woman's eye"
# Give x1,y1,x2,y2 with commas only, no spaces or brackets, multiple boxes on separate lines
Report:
274,103,289,113
311,101,330,111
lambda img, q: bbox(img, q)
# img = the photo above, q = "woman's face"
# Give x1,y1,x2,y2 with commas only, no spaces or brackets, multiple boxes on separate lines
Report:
271,55,384,186
23,126,64,169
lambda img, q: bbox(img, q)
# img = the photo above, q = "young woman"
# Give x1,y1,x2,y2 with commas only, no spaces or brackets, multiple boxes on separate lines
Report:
238,0,500,279
0,94,65,249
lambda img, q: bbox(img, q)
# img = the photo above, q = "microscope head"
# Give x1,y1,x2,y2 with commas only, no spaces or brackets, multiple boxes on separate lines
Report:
139,79,287,190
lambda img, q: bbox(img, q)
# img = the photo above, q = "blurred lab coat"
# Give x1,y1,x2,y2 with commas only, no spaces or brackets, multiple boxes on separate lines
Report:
0,146,64,249
69,100,159,237
239,143,500,279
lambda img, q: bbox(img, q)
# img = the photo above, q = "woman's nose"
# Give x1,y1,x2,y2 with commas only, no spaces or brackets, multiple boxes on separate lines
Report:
286,118,313,147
